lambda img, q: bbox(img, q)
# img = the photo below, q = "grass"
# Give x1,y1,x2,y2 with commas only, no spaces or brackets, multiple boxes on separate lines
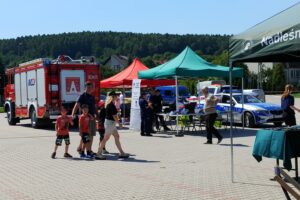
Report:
0,107,4,113
293,93,300,98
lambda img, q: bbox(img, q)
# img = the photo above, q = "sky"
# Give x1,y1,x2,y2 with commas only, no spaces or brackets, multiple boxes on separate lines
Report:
1,0,299,39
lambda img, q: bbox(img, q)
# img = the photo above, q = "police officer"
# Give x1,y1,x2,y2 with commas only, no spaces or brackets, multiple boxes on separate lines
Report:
139,93,153,136
150,89,170,131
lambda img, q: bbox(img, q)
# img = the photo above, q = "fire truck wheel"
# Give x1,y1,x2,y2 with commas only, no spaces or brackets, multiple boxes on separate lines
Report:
7,103,17,125
30,109,41,129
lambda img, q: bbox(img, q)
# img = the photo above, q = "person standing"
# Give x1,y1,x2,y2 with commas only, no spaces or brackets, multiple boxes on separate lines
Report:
71,81,97,157
79,105,94,159
97,101,109,154
119,92,125,125
150,89,170,131
96,91,129,160
281,84,300,126
114,94,122,128
202,86,223,144
51,105,74,159
139,93,153,136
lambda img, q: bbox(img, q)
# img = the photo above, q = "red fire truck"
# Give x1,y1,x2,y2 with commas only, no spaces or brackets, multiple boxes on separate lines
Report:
4,55,100,128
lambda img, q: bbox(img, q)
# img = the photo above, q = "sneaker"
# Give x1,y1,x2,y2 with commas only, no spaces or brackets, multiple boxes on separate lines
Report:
102,149,109,154
140,132,145,136
95,153,106,160
51,152,56,159
204,141,212,144
80,153,86,158
145,133,153,137
64,153,73,158
119,153,130,159
217,137,223,144
86,154,94,159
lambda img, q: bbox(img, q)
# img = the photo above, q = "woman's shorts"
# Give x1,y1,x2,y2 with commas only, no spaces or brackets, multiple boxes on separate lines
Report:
104,120,117,135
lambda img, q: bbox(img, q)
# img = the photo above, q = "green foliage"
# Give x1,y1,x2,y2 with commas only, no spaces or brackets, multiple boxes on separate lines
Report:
212,50,228,66
0,107,4,113
101,66,118,79
271,63,286,91
0,31,230,68
293,93,300,98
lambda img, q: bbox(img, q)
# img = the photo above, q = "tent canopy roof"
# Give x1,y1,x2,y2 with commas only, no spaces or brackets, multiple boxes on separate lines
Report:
230,2,300,62
100,58,174,88
138,47,243,79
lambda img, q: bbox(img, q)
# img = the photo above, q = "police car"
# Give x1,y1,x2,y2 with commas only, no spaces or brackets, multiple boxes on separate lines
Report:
195,93,284,128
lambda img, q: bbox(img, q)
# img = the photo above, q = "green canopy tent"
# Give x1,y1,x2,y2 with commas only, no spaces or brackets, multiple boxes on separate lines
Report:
139,47,243,79
139,47,243,130
230,2,300,63
229,2,300,183
139,47,243,182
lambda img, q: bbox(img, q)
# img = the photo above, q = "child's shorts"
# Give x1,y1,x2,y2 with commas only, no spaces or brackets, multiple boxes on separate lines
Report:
81,133,90,144
56,135,70,146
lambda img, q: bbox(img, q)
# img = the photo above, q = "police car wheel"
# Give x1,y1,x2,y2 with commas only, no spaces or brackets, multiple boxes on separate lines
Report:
244,112,255,128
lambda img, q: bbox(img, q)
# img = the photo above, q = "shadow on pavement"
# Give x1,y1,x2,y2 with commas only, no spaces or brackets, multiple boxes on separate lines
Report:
0,135,54,140
64,154,160,163
219,143,250,147
233,181,280,188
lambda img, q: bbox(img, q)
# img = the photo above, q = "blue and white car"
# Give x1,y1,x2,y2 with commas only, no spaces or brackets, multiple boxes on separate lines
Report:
195,93,284,128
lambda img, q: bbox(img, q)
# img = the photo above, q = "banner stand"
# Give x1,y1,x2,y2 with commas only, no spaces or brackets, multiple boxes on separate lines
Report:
129,79,141,130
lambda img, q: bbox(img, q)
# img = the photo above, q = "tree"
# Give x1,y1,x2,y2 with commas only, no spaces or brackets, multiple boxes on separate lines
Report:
271,63,286,91
212,50,228,66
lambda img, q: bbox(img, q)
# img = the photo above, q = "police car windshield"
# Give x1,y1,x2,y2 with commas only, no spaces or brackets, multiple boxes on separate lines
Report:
208,88,216,94
233,94,261,104
179,89,188,96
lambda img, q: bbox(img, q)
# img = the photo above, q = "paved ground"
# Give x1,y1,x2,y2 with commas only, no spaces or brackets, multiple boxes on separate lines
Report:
0,95,299,200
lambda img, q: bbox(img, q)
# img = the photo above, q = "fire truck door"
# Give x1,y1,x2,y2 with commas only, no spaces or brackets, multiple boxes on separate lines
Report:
37,69,46,106
60,70,84,102
14,74,21,107
27,70,37,104
20,72,28,106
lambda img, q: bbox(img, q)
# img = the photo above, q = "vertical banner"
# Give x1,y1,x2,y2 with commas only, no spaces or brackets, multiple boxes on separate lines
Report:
129,79,141,130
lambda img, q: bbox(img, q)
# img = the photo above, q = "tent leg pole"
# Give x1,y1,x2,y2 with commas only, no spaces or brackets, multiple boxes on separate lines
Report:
122,86,125,125
230,61,234,183
175,76,180,137
242,77,244,132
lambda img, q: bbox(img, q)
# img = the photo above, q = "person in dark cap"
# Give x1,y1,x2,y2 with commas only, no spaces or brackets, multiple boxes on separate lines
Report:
72,81,97,158
96,91,129,160
139,93,153,136
150,89,170,131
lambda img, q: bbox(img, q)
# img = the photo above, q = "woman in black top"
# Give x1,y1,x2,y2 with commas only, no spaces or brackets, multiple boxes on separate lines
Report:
96,91,129,159
281,84,300,126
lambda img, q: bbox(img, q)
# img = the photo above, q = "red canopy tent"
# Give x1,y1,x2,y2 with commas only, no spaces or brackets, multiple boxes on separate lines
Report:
100,58,175,88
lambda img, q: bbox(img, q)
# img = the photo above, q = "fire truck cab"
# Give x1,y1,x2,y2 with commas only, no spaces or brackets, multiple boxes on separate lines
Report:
4,55,100,128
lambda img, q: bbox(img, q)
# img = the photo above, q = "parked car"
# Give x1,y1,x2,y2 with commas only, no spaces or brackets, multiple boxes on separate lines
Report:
100,94,106,103
195,93,284,128
243,89,265,102
155,85,190,107
205,85,265,102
